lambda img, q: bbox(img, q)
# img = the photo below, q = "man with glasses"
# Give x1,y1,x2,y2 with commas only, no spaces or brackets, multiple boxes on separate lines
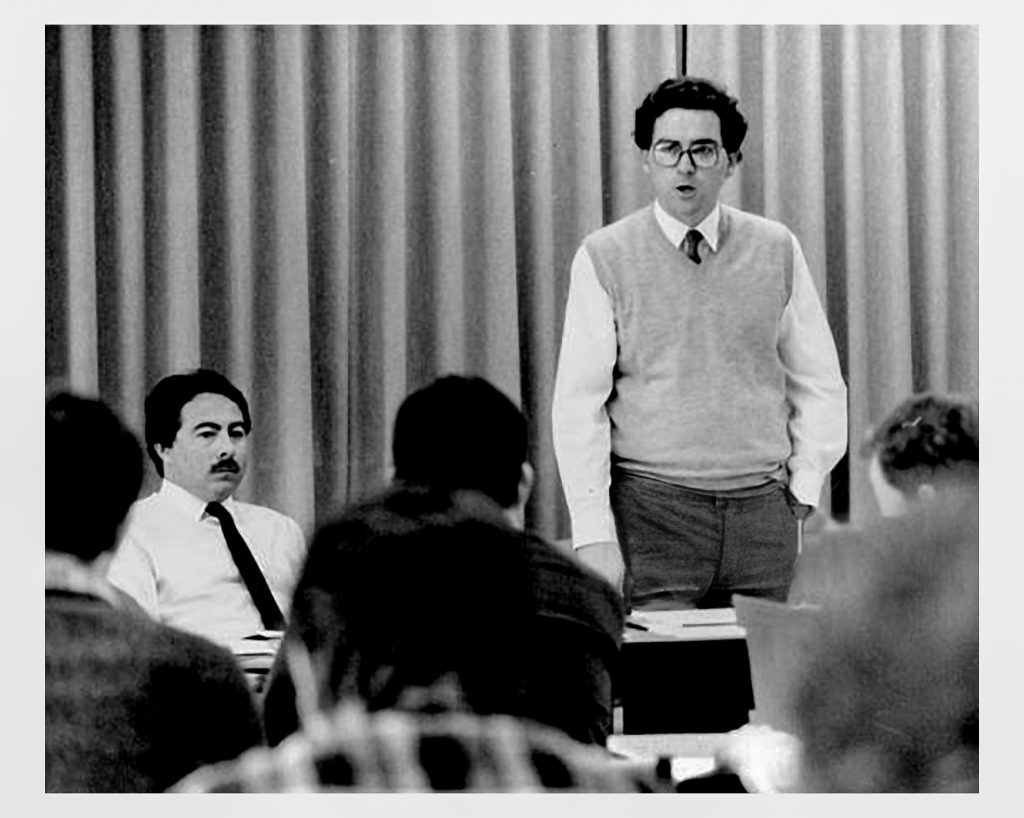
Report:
552,76,847,610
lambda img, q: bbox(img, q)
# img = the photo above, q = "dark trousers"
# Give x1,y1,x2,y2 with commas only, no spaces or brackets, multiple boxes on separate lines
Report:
610,470,798,610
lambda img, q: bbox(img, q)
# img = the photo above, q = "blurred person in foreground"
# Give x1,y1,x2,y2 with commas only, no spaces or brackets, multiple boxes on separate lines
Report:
715,488,978,792
45,393,262,792
789,392,978,606
261,375,624,747
173,486,661,792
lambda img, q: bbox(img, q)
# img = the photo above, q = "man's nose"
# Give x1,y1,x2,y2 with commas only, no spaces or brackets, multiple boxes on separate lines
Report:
677,152,697,173
215,434,236,458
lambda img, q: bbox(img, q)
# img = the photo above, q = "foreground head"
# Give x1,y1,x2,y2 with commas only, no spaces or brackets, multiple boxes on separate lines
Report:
862,392,978,517
287,488,536,717
392,375,531,515
792,489,978,791
46,393,144,562
145,369,252,503
635,76,746,225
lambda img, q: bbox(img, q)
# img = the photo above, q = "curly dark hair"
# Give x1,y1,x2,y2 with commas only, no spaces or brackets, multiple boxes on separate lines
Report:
861,393,978,494
633,76,748,158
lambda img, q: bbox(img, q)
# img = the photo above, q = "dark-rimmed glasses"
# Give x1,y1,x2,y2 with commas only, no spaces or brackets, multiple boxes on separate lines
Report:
650,139,721,170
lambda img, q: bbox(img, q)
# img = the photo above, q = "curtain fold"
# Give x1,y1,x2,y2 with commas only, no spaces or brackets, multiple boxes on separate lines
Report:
49,24,974,534
45,24,680,539
687,24,978,523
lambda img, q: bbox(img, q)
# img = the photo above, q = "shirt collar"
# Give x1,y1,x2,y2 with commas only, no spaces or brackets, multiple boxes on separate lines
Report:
159,478,237,521
45,551,126,610
653,199,721,253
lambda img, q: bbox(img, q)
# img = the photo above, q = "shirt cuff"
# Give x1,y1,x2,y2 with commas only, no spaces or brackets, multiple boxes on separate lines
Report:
787,468,826,507
568,498,619,548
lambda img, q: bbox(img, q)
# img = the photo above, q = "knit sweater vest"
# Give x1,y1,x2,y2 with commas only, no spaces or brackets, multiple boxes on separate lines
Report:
583,203,794,490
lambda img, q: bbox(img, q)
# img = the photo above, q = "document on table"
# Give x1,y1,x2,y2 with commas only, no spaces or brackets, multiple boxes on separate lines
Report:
630,608,737,628
625,608,746,640
229,630,284,657
608,734,722,782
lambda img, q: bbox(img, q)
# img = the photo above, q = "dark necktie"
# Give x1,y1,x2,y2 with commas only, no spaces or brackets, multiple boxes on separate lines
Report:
680,229,703,264
205,501,284,630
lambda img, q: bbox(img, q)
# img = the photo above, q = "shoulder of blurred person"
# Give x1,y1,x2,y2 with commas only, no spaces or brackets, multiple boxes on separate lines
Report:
46,581,263,791
720,486,978,793
175,699,669,793
787,519,865,607
518,527,624,645
262,484,623,748
506,526,624,745
789,485,978,792
789,483,978,608
44,391,263,792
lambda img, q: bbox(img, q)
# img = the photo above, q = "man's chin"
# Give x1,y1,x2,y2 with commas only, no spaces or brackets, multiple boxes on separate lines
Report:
208,474,241,499
660,196,705,226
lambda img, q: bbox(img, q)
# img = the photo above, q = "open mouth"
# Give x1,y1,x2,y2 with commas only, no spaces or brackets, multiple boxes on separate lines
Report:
676,184,696,195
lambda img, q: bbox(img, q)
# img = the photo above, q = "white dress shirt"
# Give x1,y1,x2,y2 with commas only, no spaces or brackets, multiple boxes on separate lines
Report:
552,200,848,548
107,479,307,650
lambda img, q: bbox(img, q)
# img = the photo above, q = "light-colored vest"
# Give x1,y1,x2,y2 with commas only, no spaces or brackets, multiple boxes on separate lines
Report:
584,204,794,490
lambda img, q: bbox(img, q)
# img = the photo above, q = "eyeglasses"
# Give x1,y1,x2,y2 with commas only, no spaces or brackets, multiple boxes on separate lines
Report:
650,139,722,170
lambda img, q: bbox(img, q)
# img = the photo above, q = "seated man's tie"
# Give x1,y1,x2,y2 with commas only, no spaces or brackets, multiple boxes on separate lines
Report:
205,502,285,630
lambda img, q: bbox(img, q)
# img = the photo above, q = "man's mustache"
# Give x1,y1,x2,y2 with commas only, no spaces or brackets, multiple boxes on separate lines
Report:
211,459,241,474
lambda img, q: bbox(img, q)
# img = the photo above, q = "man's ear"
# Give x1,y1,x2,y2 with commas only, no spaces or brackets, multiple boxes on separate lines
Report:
641,148,652,176
724,151,741,178
155,443,172,471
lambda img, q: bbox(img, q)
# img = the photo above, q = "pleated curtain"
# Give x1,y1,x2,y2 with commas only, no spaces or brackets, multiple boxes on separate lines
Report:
46,24,977,536
45,24,681,540
687,24,978,523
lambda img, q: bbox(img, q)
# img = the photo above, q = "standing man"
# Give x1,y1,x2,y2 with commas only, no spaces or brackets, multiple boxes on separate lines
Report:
108,368,306,655
552,76,847,610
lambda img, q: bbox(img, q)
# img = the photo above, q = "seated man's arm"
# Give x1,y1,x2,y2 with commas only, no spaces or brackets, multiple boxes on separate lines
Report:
274,516,308,618
106,532,159,618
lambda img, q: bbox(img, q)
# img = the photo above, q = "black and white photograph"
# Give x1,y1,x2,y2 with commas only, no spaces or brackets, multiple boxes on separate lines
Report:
15,11,1006,807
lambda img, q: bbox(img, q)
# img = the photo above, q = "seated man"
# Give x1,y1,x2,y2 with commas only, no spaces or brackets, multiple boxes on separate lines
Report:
789,391,978,605
108,369,306,661
174,486,663,793
262,375,624,747
861,391,978,518
45,393,262,792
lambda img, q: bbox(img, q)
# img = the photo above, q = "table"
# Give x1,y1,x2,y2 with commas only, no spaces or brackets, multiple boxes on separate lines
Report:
608,732,732,782
617,609,754,734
